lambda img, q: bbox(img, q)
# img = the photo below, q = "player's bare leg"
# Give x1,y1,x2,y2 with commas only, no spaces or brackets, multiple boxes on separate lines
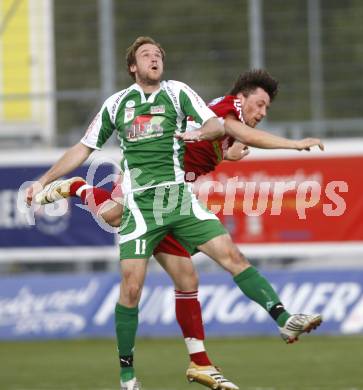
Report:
198,234,322,343
156,252,239,390
97,201,122,226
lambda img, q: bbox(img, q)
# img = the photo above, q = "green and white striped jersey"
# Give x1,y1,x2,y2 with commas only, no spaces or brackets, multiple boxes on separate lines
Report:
81,80,215,193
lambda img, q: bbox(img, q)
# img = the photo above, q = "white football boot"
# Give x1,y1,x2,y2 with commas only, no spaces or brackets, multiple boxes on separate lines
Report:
186,362,239,390
34,177,85,205
120,377,141,390
279,313,323,344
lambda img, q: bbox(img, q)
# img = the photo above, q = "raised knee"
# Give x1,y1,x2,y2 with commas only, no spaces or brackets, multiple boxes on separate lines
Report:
233,249,248,264
225,248,250,273
109,215,121,227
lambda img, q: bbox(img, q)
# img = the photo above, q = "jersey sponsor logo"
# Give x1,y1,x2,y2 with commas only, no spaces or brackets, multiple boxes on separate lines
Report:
150,105,165,114
124,108,135,123
126,100,136,108
233,98,244,122
125,115,164,142
208,96,244,123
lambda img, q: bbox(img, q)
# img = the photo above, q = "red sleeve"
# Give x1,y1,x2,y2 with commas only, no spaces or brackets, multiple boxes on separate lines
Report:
183,96,243,181
208,95,244,122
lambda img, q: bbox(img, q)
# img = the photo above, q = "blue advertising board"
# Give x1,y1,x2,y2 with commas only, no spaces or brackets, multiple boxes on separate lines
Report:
1,269,363,340
0,164,115,249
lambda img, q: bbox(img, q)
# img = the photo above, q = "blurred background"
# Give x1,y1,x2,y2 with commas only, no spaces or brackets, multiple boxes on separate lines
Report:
1,1,363,389
2,0,363,147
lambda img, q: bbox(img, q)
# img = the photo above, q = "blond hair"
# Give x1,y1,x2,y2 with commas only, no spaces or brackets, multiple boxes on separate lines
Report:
126,36,165,80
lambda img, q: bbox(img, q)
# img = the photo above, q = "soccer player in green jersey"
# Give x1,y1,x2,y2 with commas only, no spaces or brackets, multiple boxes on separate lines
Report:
27,38,322,390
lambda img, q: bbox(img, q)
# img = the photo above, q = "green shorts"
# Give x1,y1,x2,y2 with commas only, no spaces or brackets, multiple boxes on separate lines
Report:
119,183,227,259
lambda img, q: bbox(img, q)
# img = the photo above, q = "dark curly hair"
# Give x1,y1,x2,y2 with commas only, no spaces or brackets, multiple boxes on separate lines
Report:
228,69,279,101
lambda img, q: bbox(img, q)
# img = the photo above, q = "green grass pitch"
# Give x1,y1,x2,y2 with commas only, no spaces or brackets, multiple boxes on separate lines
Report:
1,336,362,390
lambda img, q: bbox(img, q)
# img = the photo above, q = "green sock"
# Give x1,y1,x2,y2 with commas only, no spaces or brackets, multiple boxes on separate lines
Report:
120,368,134,383
233,267,290,326
115,303,139,382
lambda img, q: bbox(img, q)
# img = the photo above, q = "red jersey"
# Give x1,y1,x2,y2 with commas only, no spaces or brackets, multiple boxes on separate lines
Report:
184,95,244,180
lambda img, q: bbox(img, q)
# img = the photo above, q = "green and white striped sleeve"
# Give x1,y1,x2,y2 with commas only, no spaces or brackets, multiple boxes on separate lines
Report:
81,98,115,150
178,81,216,125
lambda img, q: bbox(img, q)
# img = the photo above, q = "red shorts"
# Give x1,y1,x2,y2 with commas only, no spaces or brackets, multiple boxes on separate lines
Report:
153,234,191,258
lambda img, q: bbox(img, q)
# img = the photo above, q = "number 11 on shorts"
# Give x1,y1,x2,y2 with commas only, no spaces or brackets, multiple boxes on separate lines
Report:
135,239,146,255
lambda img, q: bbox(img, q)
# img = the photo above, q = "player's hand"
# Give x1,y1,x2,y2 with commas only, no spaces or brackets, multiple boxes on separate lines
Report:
296,138,324,151
225,143,250,161
25,181,44,207
175,130,202,142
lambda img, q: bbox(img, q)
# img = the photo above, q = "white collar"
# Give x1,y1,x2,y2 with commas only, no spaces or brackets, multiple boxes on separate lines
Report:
131,82,162,103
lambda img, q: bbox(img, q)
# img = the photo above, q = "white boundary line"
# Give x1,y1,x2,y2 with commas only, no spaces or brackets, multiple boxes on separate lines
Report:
1,242,363,263
237,242,363,258
0,246,118,262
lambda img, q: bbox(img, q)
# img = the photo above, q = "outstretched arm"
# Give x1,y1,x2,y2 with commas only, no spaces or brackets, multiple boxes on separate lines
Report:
176,117,225,142
26,142,94,205
224,116,324,151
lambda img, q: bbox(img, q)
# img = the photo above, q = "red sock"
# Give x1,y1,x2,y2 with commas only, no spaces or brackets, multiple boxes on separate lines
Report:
82,187,113,215
175,290,212,366
70,181,113,215
70,180,87,196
